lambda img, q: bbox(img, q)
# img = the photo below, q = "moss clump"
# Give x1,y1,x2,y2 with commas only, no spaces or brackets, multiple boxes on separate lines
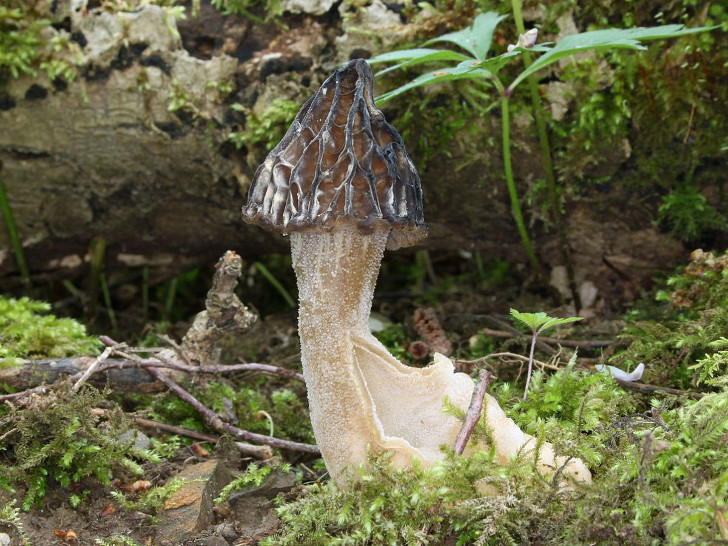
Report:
614,248,728,389
229,99,301,151
0,295,102,365
0,383,151,510
493,355,634,467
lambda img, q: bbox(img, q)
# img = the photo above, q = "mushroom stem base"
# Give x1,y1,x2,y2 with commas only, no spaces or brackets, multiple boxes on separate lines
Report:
291,226,591,486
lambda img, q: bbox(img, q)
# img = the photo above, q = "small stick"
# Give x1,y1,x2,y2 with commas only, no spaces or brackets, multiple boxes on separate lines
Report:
101,338,320,455
454,369,496,455
454,352,560,372
158,334,194,367
140,363,319,454
134,417,273,459
72,344,115,392
615,379,703,399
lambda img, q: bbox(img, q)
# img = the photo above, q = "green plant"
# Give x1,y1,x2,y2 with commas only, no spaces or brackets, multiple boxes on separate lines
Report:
509,308,582,398
111,476,201,516
95,537,143,546
657,183,727,241
0,3,77,82
210,0,282,24
0,384,150,510
0,175,31,291
493,353,631,467
614,249,728,389
0,499,28,544
216,462,292,503
0,295,102,366
370,12,715,278
691,338,728,387
229,99,300,151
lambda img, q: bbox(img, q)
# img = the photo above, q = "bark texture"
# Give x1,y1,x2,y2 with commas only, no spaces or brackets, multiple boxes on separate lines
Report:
0,0,717,309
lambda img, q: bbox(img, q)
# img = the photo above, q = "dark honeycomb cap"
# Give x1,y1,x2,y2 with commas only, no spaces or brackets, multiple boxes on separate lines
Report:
241,59,426,250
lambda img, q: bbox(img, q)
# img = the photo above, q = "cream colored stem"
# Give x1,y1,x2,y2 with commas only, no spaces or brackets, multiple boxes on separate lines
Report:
291,226,592,485
291,225,389,480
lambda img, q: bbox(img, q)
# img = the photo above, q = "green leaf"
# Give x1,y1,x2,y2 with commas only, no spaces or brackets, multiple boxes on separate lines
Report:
375,64,493,105
509,24,716,92
369,48,470,76
510,308,583,334
424,12,508,61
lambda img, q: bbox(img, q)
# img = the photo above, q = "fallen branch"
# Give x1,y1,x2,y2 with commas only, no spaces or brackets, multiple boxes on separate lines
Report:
454,369,495,455
102,338,320,455
0,353,304,394
133,417,274,459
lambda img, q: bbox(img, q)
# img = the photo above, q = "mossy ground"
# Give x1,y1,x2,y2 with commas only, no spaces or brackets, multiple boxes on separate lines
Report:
1,250,727,544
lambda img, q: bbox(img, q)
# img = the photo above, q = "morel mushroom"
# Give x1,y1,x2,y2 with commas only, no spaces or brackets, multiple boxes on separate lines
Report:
242,59,590,485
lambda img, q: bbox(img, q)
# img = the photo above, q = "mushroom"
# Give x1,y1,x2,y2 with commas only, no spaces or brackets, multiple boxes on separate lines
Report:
242,59,591,485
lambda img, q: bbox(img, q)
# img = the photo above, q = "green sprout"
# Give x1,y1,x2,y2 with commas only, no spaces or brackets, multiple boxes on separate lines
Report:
509,308,582,399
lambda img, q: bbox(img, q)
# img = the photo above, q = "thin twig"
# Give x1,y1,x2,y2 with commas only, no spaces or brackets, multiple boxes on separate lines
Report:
454,369,495,455
615,379,703,399
72,344,115,392
140,362,319,454
158,334,194,367
133,417,273,459
0,354,305,402
454,352,560,372
101,338,320,455
98,335,305,382
0,385,49,402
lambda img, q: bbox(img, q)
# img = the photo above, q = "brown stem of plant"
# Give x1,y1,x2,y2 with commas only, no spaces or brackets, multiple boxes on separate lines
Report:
101,337,320,455
454,369,496,455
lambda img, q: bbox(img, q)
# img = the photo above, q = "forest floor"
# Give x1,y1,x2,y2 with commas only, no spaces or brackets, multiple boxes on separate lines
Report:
1,248,727,545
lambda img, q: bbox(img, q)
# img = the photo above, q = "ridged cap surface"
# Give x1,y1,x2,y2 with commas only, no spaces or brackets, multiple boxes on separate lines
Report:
241,59,426,250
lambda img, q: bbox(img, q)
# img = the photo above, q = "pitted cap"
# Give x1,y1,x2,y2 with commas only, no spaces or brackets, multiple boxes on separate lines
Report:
242,59,426,250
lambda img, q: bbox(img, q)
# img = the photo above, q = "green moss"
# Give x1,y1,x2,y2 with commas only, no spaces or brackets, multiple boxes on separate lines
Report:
614,249,728,389
494,355,634,467
264,367,727,544
0,295,102,362
229,99,301,151
0,384,151,510
147,379,314,445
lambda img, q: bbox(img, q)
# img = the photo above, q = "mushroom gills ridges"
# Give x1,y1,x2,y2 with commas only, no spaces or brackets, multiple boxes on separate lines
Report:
291,225,591,485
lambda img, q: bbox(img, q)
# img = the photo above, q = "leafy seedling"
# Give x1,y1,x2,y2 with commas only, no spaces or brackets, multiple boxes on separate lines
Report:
509,308,582,399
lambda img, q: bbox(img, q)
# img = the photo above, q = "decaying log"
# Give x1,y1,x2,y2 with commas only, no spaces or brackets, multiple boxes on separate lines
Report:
0,357,163,393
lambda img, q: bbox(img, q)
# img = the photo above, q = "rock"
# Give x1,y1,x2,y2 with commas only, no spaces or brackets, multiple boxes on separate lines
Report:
119,429,151,451
228,468,297,538
157,459,233,545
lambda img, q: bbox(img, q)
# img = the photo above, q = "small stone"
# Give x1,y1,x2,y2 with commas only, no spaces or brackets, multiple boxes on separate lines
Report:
119,429,151,451
157,459,233,544
228,468,297,536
